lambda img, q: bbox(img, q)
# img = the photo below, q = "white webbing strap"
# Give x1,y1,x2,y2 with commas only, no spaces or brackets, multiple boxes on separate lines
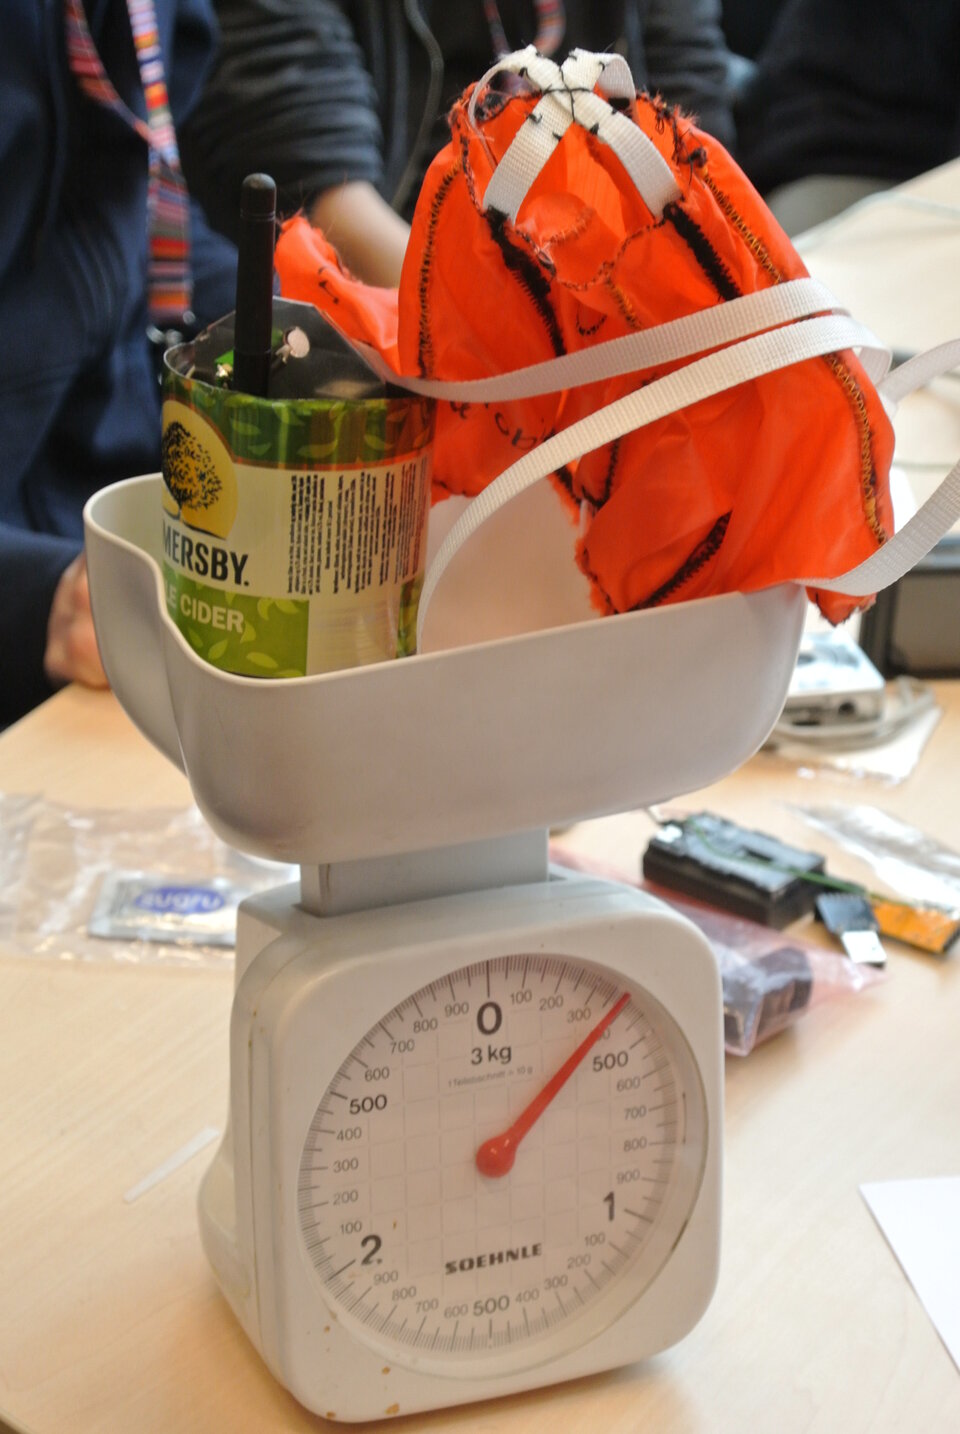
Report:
568,47,637,103
473,48,681,221
354,277,868,401
466,44,555,119
416,313,884,647
878,335,960,404
802,335,960,596
803,460,960,596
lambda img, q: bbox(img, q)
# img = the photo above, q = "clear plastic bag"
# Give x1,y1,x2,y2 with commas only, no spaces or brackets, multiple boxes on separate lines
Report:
549,841,880,1054
0,794,296,968
762,676,941,784
793,803,960,907
0,794,40,939
646,886,883,1055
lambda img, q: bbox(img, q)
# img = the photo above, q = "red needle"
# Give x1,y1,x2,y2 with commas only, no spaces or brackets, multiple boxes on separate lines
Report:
475,991,630,1178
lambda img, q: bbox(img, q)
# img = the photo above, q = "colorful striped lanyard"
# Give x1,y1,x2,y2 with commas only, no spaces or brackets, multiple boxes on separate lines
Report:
482,0,566,57
64,0,192,326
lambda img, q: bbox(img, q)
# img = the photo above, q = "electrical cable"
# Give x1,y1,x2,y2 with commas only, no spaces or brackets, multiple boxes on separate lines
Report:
391,0,445,216
768,676,936,750
645,811,942,918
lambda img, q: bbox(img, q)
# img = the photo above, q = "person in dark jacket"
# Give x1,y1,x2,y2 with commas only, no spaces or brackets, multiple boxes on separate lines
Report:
181,0,737,284
734,0,960,233
1,0,237,729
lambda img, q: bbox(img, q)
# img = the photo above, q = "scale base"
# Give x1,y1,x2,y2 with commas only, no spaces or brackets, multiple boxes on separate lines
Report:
199,864,723,1422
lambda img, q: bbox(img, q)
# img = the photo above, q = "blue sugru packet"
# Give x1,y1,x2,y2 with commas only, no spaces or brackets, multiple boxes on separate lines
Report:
88,871,249,948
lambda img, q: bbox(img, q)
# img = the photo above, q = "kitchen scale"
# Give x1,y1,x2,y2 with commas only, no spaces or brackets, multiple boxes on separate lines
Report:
84,474,806,1422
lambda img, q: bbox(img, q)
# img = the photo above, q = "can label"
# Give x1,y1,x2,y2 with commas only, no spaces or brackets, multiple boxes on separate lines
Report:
160,376,433,676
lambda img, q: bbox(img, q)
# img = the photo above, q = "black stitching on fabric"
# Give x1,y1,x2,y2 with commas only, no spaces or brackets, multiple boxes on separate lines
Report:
473,89,516,123
823,354,888,544
701,174,783,284
511,222,557,277
631,512,732,609
577,547,617,613
416,161,461,375
662,203,741,302
541,83,595,99
553,462,576,499
457,127,481,210
574,307,607,337
639,92,699,166
486,208,566,356
562,223,667,298
574,437,622,508
664,106,686,163
596,437,621,507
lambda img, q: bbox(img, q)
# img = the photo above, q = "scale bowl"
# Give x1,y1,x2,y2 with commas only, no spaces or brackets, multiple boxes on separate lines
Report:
84,475,804,865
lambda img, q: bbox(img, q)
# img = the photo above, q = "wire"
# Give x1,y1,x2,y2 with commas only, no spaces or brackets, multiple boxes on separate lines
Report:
391,0,445,216
650,812,939,917
768,676,936,750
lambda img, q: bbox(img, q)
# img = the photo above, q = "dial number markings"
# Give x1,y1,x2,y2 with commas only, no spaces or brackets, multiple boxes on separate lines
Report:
475,993,630,1177
297,954,706,1362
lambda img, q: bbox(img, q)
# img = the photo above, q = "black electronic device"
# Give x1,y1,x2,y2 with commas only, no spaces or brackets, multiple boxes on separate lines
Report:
642,813,826,928
859,535,960,677
722,947,814,1051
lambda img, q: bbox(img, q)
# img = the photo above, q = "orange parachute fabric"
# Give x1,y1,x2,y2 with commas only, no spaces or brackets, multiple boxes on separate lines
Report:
276,49,894,624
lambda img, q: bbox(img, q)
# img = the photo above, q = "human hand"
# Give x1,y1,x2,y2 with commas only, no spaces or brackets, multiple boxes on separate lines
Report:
43,553,108,691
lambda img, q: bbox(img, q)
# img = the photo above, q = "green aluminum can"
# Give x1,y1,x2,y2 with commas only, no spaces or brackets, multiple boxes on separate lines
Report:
160,300,435,677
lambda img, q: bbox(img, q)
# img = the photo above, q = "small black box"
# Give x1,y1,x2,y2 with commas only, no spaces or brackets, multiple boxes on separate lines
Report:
642,813,825,928
859,535,960,677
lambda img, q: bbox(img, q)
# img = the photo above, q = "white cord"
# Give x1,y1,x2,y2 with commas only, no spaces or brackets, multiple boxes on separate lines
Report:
768,677,936,749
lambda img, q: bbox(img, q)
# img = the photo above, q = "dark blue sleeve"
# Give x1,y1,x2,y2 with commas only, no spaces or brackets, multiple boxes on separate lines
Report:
189,196,238,329
0,526,80,730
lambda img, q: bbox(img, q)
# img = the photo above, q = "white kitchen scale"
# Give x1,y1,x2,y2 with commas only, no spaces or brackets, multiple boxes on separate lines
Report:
84,474,806,1422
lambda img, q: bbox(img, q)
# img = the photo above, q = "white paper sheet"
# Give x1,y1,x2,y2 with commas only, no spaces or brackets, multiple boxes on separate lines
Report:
861,1177,960,1372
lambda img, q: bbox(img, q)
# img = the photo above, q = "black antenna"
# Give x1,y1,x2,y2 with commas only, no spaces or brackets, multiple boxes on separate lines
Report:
233,173,277,396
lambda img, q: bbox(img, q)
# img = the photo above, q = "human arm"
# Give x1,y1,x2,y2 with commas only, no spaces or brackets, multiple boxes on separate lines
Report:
308,181,410,287
180,0,396,271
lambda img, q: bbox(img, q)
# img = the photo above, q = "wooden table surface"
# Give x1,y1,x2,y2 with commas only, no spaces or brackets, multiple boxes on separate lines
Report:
1,683,959,1434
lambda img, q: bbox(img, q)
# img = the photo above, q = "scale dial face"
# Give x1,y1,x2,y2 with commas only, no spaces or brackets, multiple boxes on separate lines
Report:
297,952,708,1371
